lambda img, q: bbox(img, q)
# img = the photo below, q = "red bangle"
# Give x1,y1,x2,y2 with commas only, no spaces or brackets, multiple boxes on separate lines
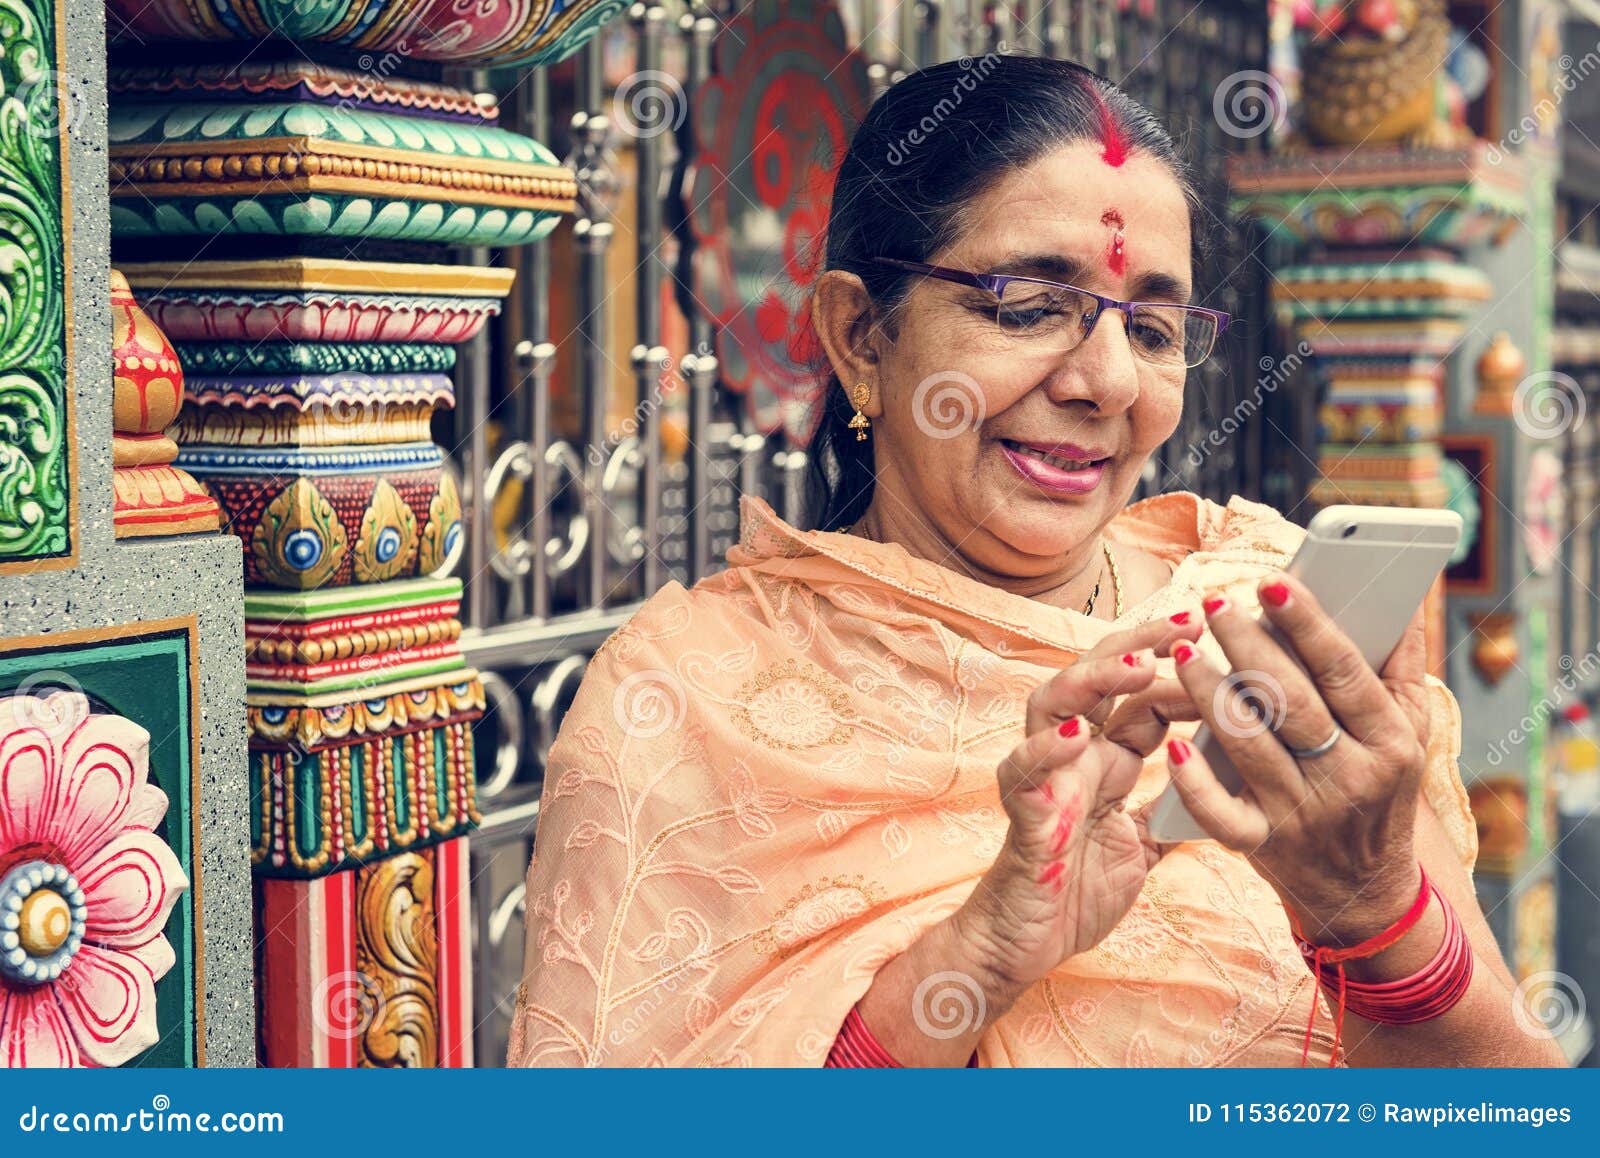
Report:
824,1003,980,1068
826,1004,903,1067
1334,887,1473,1026
1289,866,1474,1067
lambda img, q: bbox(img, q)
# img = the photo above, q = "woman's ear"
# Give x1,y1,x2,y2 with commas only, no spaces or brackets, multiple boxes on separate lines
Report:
810,270,888,417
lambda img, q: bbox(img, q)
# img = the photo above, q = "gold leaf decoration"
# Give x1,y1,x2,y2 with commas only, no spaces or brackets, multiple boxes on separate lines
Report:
352,478,420,582
251,477,348,588
418,469,462,575
355,850,438,1068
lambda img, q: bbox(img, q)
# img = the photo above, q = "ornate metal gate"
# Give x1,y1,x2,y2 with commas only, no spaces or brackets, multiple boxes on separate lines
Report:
444,0,1278,1065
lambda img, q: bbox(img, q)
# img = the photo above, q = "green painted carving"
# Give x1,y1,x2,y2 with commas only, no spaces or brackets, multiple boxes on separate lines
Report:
176,342,457,376
0,0,69,560
108,101,575,246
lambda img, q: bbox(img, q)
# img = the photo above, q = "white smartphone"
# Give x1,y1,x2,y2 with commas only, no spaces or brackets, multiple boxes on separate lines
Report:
1144,505,1463,844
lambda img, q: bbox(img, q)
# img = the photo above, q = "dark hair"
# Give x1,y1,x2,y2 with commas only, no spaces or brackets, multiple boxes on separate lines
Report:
804,53,1208,531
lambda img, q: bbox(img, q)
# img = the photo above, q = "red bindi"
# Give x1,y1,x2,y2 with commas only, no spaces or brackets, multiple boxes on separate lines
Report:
1100,209,1126,276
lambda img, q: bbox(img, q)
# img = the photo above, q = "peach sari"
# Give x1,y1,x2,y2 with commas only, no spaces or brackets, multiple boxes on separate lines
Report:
506,491,1477,1067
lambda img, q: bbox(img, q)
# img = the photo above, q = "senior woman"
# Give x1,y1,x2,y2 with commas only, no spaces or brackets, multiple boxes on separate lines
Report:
507,54,1563,1067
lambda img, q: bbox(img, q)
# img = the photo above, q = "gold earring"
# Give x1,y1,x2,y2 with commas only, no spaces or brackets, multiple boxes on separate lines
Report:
848,382,871,441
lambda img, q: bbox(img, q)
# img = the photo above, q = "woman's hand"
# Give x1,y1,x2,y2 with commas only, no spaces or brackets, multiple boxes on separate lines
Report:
1162,574,1432,944
951,614,1204,1007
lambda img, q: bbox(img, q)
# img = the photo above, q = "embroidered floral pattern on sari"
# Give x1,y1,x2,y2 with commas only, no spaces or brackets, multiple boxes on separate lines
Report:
753,875,888,958
730,658,855,751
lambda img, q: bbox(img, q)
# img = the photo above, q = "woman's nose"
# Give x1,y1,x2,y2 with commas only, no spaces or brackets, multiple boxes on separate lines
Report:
1042,308,1141,413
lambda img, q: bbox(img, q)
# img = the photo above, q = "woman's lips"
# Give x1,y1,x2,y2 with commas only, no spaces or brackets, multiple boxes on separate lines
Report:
998,439,1110,495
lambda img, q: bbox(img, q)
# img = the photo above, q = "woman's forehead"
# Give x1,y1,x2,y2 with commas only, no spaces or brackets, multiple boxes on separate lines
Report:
950,142,1191,268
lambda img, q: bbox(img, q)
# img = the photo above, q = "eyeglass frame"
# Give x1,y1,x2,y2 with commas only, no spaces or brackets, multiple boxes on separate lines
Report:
870,256,1232,369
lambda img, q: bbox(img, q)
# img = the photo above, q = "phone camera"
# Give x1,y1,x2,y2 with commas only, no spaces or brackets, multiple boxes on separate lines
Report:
1341,524,1358,539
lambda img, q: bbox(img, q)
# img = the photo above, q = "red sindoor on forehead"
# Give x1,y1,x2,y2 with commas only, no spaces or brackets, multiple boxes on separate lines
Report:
1082,79,1129,167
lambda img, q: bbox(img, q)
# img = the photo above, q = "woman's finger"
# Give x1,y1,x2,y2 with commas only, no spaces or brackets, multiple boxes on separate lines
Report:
1081,611,1206,665
1163,735,1271,851
1170,635,1305,815
1025,649,1157,736
1099,676,1201,758
1024,614,1207,738
1380,604,1433,742
996,713,1096,810
1253,574,1410,745
1194,589,1344,760
995,718,1111,864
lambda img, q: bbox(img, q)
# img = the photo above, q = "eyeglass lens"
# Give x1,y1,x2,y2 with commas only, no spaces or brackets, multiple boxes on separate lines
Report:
994,279,1216,368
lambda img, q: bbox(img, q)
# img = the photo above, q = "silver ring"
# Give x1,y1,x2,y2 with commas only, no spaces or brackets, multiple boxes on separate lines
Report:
1285,725,1343,761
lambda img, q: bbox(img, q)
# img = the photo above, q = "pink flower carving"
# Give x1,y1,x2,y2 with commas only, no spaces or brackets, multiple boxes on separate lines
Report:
0,691,188,1067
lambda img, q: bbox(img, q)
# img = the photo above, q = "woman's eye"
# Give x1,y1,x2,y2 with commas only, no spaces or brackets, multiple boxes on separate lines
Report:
1131,320,1176,349
996,295,1071,328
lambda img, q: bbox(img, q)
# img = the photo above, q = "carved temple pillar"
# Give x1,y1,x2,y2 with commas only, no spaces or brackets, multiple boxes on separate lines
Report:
1230,145,1526,679
1234,4,1579,1044
101,6,603,1063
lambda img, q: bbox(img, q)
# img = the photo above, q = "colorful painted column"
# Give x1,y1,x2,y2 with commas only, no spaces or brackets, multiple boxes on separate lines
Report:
103,37,598,1064
1,0,254,1069
1230,145,1525,673
1234,4,1583,1057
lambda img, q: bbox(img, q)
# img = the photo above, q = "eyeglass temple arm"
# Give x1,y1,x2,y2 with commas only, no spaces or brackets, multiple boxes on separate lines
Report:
873,257,994,291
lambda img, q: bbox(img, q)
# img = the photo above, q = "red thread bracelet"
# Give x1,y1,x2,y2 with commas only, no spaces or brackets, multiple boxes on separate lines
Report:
1288,865,1471,1066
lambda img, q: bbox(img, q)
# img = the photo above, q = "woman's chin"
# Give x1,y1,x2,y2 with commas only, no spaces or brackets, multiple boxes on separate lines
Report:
975,504,1113,563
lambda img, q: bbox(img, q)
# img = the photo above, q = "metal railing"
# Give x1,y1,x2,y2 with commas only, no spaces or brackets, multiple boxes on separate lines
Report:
437,0,1275,1065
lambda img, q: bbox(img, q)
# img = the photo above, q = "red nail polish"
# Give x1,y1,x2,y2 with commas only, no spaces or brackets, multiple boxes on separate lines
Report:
1037,861,1065,887
1169,611,1191,625
1039,782,1056,802
1058,717,1081,738
1172,642,1196,665
1262,581,1291,607
1203,595,1227,615
1122,652,1139,667
1167,738,1191,764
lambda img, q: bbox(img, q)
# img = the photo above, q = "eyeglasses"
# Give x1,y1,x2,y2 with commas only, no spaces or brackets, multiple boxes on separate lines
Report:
872,257,1231,370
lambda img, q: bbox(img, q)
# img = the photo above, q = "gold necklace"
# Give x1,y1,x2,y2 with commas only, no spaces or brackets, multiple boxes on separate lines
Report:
1083,539,1124,619
841,524,1124,619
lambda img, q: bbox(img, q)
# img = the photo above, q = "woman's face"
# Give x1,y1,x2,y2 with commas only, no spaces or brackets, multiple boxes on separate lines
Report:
863,139,1193,580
